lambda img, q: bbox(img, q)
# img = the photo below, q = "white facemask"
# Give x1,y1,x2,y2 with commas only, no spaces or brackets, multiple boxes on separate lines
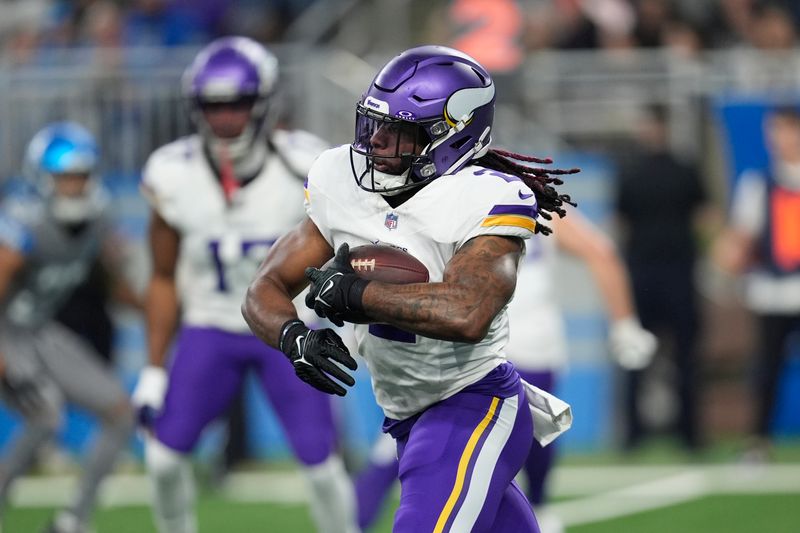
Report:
207,129,268,179
49,185,108,224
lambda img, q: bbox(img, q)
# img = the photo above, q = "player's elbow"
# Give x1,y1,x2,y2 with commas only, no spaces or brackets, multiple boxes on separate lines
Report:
240,300,252,328
241,285,258,327
451,316,492,344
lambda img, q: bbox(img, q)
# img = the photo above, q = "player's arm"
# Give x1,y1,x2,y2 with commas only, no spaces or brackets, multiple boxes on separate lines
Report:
553,209,633,321
243,217,357,397
711,227,755,275
362,235,522,343
0,276,43,408
553,209,657,369
145,210,180,368
131,209,180,422
0,244,25,303
0,243,25,372
710,170,761,276
243,217,333,347
99,233,143,311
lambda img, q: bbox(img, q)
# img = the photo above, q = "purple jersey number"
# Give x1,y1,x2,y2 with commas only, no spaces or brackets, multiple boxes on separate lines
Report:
474,168,521,183
368,324,415,343
209,238,275,292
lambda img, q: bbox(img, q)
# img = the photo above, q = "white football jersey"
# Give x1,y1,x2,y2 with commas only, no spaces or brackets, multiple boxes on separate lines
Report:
505,232,569,372
305,145,539,420
143,129,326,332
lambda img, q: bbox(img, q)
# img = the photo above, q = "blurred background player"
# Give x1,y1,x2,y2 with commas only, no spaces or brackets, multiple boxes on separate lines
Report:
354,207,657,532
714,105,800,460
0,122,136,533
131,36,359,533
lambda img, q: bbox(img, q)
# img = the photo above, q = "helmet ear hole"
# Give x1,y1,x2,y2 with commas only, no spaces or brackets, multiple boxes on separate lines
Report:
450,137,470,150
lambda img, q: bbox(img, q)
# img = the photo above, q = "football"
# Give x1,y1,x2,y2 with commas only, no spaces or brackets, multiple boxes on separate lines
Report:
348,244,429,284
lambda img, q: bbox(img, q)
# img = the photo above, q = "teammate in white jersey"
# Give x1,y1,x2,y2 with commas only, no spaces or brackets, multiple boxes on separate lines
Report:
243,45,576,532
131,37,358,533
0,122,136,533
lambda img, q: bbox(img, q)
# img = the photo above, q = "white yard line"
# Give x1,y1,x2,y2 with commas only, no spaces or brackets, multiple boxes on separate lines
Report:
546,464,800,527
8,464,800,525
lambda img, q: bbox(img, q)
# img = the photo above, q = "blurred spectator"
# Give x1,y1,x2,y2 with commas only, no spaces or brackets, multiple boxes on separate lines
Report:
661,16,705,59
749,2,797,50
615,104,708,451
523,1,558,52
82,0,124,48
0,0,50,64
728,3,800,92
704,0,758,48
123,0,210,47
713,106,800,460
633,0,673,48
0,0,51,39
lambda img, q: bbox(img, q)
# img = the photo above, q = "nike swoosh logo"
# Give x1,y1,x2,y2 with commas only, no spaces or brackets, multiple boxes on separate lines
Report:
315,276,338,307
518,190,534,200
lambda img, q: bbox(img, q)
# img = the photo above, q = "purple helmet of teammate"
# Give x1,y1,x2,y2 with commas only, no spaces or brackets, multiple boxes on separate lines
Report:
182,36,278,160
350,45,495,195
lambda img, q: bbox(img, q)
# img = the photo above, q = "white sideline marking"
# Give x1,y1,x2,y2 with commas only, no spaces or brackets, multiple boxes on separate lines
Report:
547,471,709,526
8,464,800,529
546,464,800,526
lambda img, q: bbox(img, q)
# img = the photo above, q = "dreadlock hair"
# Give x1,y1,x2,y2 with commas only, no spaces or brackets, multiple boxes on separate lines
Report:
474,148,579,235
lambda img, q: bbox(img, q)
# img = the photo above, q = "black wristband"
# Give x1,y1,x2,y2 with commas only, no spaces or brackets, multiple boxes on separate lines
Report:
346,278,370,314
278,319,307,354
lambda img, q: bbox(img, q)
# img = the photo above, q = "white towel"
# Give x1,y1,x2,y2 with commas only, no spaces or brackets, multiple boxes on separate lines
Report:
521,380,573,447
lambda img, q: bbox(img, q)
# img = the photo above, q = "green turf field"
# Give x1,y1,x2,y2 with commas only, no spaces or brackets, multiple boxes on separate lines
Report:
5,491,799,533
5,440,799,532
568,494,800,533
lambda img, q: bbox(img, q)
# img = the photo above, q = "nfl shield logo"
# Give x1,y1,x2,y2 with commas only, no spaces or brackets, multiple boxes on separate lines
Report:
384,212,399,230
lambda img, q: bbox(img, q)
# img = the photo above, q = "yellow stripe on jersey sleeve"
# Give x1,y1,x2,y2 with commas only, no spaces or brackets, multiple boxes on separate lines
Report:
480,214,536,233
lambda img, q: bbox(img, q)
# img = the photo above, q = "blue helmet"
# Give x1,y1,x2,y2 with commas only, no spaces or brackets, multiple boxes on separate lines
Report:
24,122,107,223
26,122,99,177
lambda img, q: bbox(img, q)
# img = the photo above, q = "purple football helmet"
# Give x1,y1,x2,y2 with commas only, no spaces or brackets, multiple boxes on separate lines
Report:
182,36,278,159
350,45,495,194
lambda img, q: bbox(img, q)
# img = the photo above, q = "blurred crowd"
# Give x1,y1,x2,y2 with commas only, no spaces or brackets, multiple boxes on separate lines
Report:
0,0,316,64
522,0,800,55
1,0,800,65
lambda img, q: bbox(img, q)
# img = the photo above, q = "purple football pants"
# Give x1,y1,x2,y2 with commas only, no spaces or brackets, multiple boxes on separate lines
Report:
515,369,557,506
387,363,539,533
154,326,336,465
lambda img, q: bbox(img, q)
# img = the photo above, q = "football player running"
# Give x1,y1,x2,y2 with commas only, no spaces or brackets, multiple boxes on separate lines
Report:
132,37,358,533
243,45,575,532
0,122,136,533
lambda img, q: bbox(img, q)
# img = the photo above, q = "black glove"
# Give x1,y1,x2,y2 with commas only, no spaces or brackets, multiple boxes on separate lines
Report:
304,243,371,326
1,372,47,416
279,319,358,396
